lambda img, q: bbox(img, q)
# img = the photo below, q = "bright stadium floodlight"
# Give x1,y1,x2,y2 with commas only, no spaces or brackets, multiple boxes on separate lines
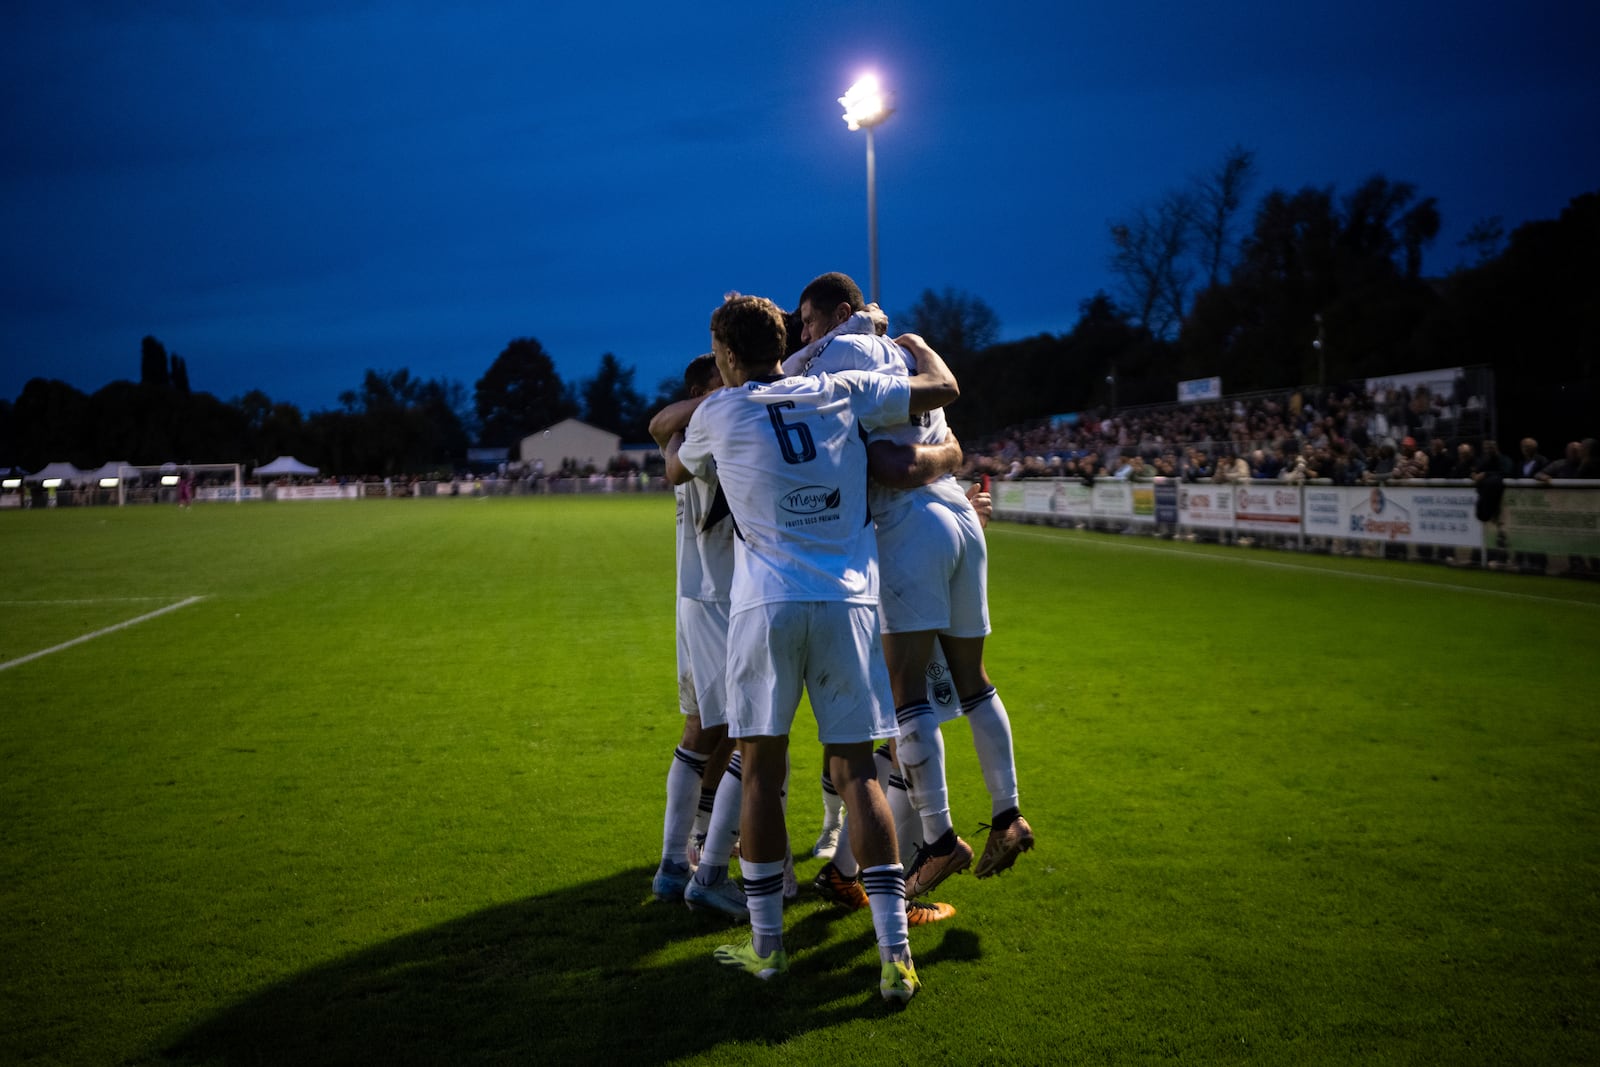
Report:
839,74,890,132
99,477,119,488
42,479,62,489
161,475,181,486
838,74,895,306
2,478,20,490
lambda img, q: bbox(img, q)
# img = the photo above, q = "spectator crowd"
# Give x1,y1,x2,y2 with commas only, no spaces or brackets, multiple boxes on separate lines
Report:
965,378,1598,486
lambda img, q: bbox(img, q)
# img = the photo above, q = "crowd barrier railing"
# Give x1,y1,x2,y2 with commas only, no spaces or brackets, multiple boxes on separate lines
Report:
991,478,1600,575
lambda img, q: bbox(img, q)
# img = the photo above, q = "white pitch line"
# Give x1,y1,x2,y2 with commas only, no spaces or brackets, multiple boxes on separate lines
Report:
0,596,206,672
0,597,176,606
995,525,1600,610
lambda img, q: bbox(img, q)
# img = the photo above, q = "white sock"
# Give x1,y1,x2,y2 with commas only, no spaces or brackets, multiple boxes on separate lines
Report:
743,859,786,956
820,771,843,829
895,701,953,844
963,686,1020,817
872,742,896,788
861,863,910,961
834,811,858,878
700,749,742,870
692,784,716,842
663,746,707,864
886,770,919,867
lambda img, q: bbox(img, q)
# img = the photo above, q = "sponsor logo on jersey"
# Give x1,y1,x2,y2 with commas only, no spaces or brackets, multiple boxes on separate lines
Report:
780,485,841,515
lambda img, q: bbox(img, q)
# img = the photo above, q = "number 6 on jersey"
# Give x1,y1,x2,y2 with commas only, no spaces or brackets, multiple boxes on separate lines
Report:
767,402,817,465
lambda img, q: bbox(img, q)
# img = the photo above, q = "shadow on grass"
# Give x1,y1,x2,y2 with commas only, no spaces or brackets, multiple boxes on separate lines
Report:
160,866,983,1065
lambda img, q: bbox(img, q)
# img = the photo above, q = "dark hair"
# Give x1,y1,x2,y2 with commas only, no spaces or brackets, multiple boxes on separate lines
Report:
709,294,787,369
782,307,804,357
683,352,720,394
798,272,864,318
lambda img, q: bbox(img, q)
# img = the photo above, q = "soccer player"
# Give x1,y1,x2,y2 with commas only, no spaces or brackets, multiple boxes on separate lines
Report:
653,351,956,919
665,293,959,1001
649,354,750,918
782,303,964,867
794,273,1034,898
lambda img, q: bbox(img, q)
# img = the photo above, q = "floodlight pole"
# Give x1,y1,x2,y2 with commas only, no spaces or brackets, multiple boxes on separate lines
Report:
865,124,880,306
840,75,894,308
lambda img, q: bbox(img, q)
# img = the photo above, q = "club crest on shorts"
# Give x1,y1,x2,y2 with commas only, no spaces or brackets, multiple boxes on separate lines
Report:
926,660,955,708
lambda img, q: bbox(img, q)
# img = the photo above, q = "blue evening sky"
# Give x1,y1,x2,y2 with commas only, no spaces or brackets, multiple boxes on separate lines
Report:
3,1,1596,414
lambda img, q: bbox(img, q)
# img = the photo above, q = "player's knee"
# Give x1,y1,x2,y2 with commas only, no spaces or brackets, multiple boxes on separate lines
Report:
825,743,876,789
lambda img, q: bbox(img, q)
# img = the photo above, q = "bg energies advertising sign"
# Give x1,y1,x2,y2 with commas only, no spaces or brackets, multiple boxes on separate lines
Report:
1305,485,1481,547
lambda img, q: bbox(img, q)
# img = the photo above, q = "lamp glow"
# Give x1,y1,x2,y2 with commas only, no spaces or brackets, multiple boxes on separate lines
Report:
99,477,120,488
839,75,891,130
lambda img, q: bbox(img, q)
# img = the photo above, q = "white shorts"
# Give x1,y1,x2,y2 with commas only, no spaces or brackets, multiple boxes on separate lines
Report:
676,597,731,728
875,496,991,637
724,600,898,744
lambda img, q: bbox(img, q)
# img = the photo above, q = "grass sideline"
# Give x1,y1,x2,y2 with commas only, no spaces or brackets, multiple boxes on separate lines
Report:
2,496,1596,1065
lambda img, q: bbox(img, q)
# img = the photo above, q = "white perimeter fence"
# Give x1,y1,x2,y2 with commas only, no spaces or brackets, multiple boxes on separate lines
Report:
993,478,1600,575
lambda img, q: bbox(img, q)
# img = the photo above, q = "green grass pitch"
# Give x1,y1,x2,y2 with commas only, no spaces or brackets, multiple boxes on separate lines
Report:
2,496,1597,1065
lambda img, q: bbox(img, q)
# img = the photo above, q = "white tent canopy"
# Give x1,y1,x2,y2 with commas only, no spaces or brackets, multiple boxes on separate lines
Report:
26,461,85,483
88,460,136,482
254,455,319,477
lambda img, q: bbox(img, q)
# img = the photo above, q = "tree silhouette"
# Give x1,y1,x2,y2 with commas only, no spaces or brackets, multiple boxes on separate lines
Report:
1109,191,1194,340
580,353,647,440
236,389,308,464
1413,191,1599,446
327,369,470,475
1189,175,1445,389
1457,217,1506,267
11,378,92,467
1191,145,1257,292
474,338,575,446
893,288,1000,358
140,336,170,388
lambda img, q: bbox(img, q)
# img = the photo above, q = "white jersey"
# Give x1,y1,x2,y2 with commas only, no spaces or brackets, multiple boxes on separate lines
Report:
676,369,912,613
674,466,734,603
787,331,968,530
780,308,881,378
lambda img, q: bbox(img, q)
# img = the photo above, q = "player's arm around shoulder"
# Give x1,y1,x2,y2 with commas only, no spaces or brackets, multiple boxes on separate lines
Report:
650,392,711,450
868,429,965,489
664,398,716,486
893,333,958,414
664,431,693,485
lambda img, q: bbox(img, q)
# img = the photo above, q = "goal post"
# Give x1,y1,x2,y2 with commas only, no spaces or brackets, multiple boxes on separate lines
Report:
116,464,245,506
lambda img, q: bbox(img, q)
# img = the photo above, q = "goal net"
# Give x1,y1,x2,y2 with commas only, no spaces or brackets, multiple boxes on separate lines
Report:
116,464,246,506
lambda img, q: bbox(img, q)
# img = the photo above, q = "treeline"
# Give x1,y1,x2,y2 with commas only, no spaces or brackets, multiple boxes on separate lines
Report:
902,159,1596,448
0,336,677,475
3,160,1595,473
